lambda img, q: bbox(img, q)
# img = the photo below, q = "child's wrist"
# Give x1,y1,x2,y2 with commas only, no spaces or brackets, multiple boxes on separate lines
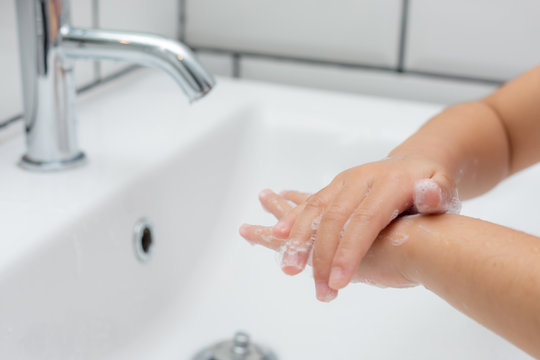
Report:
384,215,430,286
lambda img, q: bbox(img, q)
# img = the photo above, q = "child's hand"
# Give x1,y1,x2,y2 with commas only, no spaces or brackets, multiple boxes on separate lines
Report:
239,189,310,254
239,189,420,301
267,156,460,300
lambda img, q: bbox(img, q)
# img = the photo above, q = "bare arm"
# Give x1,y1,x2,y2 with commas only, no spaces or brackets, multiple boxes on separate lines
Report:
241,192,540,357
240,64,540,357
384,214,540,358
391,65,540,199
265,65,540,299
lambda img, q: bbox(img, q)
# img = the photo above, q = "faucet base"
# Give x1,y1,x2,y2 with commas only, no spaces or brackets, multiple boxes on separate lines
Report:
19,152,87,172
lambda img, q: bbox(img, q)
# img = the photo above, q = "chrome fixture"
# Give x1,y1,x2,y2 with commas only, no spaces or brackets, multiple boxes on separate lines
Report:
15,0,215,171
192,331,278,360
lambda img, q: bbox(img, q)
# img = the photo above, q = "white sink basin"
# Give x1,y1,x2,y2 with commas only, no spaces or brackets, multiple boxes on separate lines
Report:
0,69,537,359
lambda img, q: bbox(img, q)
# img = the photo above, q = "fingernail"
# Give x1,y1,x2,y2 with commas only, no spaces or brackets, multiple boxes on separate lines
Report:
281,251,302,273
329,266,345,289
316,281,337,302
238,224,250,238
258,189,272,199
279,190,289,196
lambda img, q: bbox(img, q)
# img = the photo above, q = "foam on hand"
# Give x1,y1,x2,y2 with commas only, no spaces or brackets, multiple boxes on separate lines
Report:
414,178,461,214
277,214,322,271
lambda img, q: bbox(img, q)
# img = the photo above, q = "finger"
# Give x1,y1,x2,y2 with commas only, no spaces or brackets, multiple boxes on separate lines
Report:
271,191,312,238
413,175,461,214
272,202,305,238
239,224,286,251
312,183,370,300
328,181,411,290
315,280,338,303
280,185,339,275
280,190,311,205
258,189,294,219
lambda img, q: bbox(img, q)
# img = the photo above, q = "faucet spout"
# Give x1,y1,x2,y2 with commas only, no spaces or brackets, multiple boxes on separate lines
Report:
62,27,214,102
14,0,215,171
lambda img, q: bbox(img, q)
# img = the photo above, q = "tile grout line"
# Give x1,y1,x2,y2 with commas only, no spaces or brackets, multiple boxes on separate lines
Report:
0,0,504,128
232,53,241,78
0,114,22,130
1,52,504,129
405,69,503,86
397,0,410,72
77,65,140,94
190,45,505,86
0,51,504,129
190,46,396,73
178,0,186,41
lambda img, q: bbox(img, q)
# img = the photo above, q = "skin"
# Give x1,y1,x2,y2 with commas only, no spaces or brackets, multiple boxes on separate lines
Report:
240,194,540,357
239,64,540,356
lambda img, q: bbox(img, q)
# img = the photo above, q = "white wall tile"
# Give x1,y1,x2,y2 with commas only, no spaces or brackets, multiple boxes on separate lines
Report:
241,57,497,105
0,1,95,122
186,0,403,68
0,1,22,121
406,0,540,81
99,0,180,78
195,51,234,77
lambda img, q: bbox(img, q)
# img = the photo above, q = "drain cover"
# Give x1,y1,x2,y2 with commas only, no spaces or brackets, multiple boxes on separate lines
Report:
192,331,278,360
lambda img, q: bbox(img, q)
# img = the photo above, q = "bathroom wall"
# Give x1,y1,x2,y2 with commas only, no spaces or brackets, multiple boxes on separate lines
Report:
186,0,540,104
1,0,540,128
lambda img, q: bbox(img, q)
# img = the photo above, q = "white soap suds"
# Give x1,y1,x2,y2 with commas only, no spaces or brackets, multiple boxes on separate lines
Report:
271,198,284,213
320,290,337,303
417,224,432,234
414,178,462,214
277,234,316,269
414,179,441,212
389,232,409,246
352,277,389,289
311,214,322,231
455,168,465,184
338,216,353,239
254,228,273,244
445,187,462,214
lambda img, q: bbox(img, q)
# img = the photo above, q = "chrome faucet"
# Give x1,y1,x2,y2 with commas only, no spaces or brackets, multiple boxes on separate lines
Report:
14,0,215,171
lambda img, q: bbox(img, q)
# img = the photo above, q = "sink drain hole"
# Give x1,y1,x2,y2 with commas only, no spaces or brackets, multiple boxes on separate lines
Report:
133,218,154,262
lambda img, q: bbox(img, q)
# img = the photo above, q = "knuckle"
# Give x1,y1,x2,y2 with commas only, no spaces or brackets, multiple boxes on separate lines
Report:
386,170,408,187
333,171,348,185
352,208,376,224
324,204,350,222
312,256,332,277
336,240,360,255
305,195,326,211
312,242,331,262
332,251,356,270
393,171,409,184
311,253,326,272
312,255,326,270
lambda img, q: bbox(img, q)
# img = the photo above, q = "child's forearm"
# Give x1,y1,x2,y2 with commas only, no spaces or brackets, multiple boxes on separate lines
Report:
390,65,540,200
389,101,510,199
392,214,540,358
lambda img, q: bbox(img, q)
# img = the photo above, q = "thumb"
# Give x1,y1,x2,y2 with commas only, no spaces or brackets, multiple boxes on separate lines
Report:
413,175,461,214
